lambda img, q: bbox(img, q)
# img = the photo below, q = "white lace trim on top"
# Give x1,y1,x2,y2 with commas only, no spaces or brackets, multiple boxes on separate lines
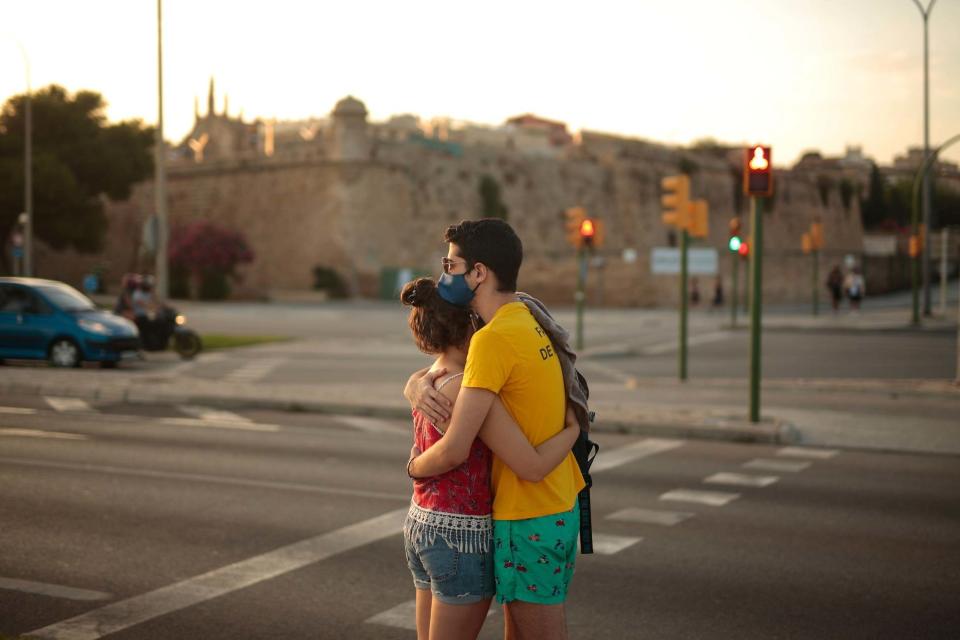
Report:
404,500,492,554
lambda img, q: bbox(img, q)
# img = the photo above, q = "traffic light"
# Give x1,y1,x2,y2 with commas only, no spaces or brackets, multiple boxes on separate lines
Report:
728,217,742,252
661,175,691,229
743,145,773,197
565,206,586,248
802,232,812,255
688,201,709,238
738,241,750,258
579,218,596,248
810,221,823,249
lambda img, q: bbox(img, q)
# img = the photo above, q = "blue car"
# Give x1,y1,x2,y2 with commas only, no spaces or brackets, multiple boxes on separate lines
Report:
0,277,140,368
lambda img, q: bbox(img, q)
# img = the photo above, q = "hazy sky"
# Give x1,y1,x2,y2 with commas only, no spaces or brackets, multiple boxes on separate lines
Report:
2,0,959,165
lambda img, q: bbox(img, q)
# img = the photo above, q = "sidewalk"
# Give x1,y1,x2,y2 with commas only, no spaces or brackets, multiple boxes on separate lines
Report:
2,364,957,456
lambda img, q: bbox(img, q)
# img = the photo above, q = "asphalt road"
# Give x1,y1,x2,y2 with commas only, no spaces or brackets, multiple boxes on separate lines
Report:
1,398,958,639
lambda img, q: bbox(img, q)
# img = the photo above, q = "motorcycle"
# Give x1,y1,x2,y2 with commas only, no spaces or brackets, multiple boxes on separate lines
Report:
136,305,203,359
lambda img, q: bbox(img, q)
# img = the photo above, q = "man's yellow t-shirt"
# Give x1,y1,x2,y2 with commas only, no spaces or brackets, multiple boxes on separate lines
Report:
463,301,585,520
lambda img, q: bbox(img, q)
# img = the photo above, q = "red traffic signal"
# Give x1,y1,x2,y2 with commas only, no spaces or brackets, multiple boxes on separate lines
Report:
738,241,750,258
743,145,773,197
579,219,595,239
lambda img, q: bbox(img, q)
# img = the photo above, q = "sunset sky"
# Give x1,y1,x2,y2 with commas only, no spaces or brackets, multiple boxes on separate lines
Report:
2,0,959,166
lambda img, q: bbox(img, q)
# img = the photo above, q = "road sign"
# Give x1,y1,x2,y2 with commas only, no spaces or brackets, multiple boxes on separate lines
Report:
651,247,718,275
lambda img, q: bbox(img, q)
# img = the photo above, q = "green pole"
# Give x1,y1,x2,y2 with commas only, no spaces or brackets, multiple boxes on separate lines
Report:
812,249,820,317
730,251,739,327
679,229,689,381
575,248,587,350
742,253,750,314
749,197,764,423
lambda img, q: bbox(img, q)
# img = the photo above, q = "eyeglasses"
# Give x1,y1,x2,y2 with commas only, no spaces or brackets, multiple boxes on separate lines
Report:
441,257,470,274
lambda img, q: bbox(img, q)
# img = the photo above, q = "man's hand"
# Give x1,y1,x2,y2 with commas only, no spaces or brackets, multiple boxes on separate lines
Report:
403,367,452,424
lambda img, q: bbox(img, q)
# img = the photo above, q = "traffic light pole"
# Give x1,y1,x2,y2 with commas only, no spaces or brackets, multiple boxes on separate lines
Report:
679,229,689,381
748,197,764,422
812,249,819,317
730,253,739,328
575,247,587,351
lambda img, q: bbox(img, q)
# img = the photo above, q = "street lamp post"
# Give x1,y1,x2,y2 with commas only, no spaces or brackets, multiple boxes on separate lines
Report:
8,41,33,277
911,0,937,317
155,0,169,299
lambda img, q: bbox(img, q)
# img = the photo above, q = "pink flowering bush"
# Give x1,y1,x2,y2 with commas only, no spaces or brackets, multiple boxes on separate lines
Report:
168,221,254,300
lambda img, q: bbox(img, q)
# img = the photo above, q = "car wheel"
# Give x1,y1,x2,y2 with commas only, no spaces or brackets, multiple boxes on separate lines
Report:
49,339,82,368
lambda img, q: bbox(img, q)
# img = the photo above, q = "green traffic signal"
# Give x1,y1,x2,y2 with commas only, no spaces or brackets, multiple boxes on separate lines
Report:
728,236,742,252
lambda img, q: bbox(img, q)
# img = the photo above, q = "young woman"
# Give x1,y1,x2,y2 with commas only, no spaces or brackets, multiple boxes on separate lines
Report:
400,277,580,640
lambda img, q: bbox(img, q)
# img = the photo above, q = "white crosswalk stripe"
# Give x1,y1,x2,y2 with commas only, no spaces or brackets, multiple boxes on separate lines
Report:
743,458,811,473
704,472,779,488
0,406,38,415
606,507,695,526
223,358,284,383
365,600,418,631
589,533,642,555
777,446,839,460
660,489,740,507
44,397,94,413
591,438,684,473
178,406,253,424
0,428,88,441
332,415,407,436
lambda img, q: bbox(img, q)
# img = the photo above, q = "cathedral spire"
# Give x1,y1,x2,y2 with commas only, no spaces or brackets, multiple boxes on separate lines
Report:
207,77,215,117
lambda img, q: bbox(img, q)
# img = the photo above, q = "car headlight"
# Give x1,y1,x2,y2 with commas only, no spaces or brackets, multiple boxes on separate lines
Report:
175,314,186,326
78,318,112,335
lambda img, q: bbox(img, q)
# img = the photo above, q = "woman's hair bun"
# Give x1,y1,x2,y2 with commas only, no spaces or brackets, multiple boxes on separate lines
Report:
400,277,437,308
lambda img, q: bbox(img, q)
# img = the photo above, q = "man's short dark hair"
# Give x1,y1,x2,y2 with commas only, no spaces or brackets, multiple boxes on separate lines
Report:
444,218,522,292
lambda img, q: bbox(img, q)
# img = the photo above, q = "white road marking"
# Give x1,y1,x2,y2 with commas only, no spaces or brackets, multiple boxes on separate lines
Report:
0,577,111,602
0,428,88,441
777,446,839,460
367,599,499,631
366,600,418,631
159,418,280,432
605,507,695,526
0,456,409,502
150,352,227,379
743,458,811,473
0,406,37,415
591,438,684,473
332,415,407,436
660,489,740,507
178,406,253,424
576,360,634,384
641,331,731,355
28,509,407,640
223,358,285,384
44,397,94,413
704,472,778,488
588,533,642,555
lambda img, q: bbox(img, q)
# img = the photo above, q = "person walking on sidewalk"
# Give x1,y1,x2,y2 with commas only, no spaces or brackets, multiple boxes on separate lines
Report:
844,267,866,312
406,219,586,639
400,276,579,640
826,265,844,313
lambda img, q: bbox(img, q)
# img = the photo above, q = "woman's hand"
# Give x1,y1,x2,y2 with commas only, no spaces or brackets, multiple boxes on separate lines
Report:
403,367,452,424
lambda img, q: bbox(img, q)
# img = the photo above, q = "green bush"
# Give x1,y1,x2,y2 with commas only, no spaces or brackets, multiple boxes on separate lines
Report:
199,270,231,300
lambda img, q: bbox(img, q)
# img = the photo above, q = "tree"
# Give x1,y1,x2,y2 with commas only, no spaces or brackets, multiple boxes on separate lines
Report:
478,175,508,220
860,162,888,229
168,221,254,300
0,85,153,270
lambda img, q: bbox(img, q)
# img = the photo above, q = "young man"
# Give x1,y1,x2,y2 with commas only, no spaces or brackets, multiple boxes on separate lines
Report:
406,218,585,639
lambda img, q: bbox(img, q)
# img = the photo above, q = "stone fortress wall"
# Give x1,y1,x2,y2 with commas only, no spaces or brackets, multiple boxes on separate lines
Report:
39,90,867,307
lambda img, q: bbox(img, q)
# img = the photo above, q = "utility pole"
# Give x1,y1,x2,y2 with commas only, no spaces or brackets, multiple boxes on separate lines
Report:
155,0,170,299
912,0,937,316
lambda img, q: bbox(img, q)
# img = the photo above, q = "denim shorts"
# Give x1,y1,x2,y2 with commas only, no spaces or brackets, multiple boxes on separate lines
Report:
404,519,495,605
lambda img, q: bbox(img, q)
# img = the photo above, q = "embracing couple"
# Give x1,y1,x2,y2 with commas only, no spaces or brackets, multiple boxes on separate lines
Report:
401,218,588,640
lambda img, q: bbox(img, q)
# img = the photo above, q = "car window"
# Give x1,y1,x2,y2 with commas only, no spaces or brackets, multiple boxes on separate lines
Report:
0,286,39,313
35,284,96,312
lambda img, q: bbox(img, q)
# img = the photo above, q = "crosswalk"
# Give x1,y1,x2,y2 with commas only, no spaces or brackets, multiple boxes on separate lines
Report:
366,441,841,633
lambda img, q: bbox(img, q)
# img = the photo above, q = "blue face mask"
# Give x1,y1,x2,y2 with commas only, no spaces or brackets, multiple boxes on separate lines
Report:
437,271,479,307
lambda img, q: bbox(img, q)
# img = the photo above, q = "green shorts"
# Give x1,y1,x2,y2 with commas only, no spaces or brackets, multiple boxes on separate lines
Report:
493,501,579,605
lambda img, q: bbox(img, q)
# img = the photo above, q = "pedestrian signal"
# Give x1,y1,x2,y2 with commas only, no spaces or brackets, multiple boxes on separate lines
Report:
580,218,595,248
738,241,750,258
743,145,773,197
728,236,742,252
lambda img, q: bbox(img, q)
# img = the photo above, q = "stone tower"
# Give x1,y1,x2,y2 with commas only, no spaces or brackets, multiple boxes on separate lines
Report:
329,96,370,161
